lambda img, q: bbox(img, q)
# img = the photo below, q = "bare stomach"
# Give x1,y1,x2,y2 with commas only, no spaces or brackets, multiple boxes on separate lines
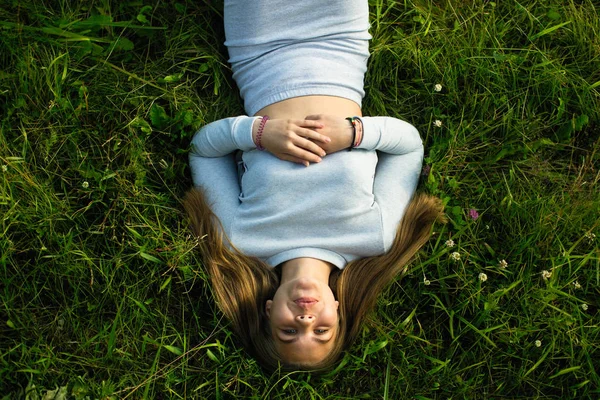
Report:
254,96,362,119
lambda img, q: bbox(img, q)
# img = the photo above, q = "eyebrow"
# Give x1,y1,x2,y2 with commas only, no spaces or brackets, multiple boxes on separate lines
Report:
277,336,332,344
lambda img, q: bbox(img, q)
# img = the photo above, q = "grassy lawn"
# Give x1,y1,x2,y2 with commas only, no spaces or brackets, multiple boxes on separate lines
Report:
1,0,598,398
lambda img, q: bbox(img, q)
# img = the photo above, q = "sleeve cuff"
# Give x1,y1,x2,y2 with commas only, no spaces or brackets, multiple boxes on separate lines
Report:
234,116,261,150
355,117,380,150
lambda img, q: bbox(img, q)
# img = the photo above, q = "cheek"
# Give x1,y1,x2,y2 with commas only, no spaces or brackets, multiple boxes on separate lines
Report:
321,305,340,325
268,300,290,324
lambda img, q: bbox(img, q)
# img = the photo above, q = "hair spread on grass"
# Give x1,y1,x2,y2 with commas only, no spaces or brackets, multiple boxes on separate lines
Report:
183,188,446,371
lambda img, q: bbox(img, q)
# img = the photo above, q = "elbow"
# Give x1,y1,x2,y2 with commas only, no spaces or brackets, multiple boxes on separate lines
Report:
189,142,211,158
407,121,421,140
405,122,424,154
190,127,217,158
189,127,205,156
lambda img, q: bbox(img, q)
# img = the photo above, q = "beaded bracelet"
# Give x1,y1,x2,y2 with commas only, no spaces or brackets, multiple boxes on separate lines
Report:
255,115,269,151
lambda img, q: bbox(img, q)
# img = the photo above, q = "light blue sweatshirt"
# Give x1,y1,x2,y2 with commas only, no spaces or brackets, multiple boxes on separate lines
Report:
188,0,423,269
189,117,423,269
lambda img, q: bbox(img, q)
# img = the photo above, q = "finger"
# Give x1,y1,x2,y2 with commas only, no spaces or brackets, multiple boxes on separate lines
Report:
295,136,327,157
286,146,323,164
280,154,310,167
296,119,324,129
299,127,331,144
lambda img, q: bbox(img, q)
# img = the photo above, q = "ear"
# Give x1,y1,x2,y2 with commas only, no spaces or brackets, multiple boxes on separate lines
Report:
265,300,273,318
335,300,339,310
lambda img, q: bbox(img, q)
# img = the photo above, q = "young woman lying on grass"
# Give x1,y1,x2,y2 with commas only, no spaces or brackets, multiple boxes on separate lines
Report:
183,0,445,370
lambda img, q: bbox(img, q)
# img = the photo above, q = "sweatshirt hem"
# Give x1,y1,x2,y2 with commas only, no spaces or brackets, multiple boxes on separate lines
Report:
266,248,347,270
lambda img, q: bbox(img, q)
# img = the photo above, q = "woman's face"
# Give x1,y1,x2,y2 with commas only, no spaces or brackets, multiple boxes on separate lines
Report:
266,276,339,365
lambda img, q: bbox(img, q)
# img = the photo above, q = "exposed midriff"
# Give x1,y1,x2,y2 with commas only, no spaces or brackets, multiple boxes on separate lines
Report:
255,95,362,120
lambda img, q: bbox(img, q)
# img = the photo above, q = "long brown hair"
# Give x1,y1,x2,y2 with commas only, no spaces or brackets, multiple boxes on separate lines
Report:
183,188,446,371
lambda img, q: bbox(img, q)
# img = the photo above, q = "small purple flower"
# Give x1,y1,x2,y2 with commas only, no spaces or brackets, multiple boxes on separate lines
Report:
421,164,431,177
469,208,479,220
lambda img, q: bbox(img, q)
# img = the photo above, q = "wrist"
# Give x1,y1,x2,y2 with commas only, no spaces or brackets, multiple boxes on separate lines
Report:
345,116,363,151
252,119,259,143
253,116,269,151
353,117,363,148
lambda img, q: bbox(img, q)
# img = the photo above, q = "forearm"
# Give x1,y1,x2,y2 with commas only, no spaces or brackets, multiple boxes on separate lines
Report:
190,116,259,157
357,116,423,154
308,114,422,155
191,114,329,165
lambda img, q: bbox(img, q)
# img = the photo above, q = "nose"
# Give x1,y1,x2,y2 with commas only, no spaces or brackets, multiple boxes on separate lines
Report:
296,315,315,324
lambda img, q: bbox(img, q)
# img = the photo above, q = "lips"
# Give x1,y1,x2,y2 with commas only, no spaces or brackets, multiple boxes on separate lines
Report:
294,297,318,307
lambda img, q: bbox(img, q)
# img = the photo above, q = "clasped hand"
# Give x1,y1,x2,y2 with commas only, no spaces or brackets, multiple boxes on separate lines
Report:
253,115,354,166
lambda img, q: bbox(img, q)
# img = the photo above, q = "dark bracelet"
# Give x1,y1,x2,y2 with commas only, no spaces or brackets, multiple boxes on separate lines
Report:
345,117,356,152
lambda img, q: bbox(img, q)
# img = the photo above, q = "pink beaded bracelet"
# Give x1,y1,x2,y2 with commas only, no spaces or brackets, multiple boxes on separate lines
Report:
345,116,364,151
255,115,269,151
353,117,363,148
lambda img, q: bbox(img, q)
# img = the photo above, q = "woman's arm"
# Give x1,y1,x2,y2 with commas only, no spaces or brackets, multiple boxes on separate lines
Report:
306,114,424,246
190,116,258,157
187,114,337,232
306,115,422,155
191,116,331,166
188,152,241,235
374,148,424,248
358,116,424,246
358,117,422,154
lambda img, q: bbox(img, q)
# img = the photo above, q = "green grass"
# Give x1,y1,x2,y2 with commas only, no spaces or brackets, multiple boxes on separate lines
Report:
1,0,598,398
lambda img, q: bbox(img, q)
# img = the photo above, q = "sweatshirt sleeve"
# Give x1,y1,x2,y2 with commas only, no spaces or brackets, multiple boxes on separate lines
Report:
190,116,260,157
367,117,424,250
188,153,240,237
356,116,422,155
188,116,259,237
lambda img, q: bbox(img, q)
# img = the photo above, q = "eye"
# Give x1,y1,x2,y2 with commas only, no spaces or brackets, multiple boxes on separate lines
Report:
314,329,329,334
282,329,297,334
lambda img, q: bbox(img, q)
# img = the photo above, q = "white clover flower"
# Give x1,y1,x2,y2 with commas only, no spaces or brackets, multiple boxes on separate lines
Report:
445,239,455,248
535,340,542,347
541,270,552,280
573,281,582,290
82,181,89,189
434,83,443,92
450,252,461,261
424,277,431,286
1,165,7,172
581,304,588,311
498,259,508,269
433,119,443,128
479,272,488,282
585,232,596,242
